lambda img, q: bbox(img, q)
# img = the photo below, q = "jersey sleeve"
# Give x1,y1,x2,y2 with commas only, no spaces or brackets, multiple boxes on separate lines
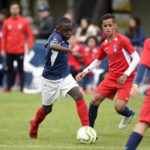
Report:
50,34,62,45
121,36,135,55
96,44,106,60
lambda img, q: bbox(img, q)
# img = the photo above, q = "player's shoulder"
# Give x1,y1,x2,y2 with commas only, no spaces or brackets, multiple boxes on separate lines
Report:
48,30,63,45
145,38,150,44
116,33,130,43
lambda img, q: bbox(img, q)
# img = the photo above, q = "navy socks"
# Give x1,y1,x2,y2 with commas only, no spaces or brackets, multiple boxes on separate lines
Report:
125,132,143,150
119,107,134,117
89,103,98,127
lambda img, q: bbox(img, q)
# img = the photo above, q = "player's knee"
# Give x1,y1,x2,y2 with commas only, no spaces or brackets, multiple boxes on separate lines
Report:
91,94,104,106
114,103,125,113
42,105,52,114
91,97,100,106
74,92,83,101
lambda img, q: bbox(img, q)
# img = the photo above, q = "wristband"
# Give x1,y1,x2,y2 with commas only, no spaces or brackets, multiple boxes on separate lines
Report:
133,84,138,87
83,69,88,74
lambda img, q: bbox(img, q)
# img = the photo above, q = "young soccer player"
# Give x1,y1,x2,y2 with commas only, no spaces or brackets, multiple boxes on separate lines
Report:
76,14,140,129
125,38,150,150
29,17,89,138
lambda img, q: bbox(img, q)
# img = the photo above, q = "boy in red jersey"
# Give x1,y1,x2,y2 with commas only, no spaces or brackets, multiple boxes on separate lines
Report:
125,38,150,150
76,14,140,129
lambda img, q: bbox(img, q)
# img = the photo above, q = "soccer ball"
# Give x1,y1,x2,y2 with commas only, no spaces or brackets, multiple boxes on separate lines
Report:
77,126,97,144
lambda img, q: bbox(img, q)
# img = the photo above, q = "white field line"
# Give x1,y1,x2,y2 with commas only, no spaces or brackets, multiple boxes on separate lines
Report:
0,145,149,150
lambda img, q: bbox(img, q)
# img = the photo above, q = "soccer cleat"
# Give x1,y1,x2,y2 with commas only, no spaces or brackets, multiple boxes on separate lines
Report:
3,89,11,93
119,110,135,129
29,119,39,138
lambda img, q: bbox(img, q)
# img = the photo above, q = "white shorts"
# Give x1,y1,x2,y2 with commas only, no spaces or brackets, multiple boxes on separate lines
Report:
41,74,79,105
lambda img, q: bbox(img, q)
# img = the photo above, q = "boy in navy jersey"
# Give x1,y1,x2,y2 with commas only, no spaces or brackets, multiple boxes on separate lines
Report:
29,17,89,138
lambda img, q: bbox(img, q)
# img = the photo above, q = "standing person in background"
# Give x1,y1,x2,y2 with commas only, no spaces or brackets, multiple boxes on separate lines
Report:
76,18,98,43
33,6,55,39
125,38,150,150
1,2,34,92
0,9,9,88
68,35,84,78
81,36,99,94
125,17,145,57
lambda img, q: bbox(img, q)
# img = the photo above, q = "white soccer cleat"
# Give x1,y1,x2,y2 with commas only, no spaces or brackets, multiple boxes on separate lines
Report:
119,111,135,129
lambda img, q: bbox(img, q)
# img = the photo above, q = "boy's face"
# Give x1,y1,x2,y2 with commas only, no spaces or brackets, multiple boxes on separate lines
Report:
57,22,72,40
102,18,117,37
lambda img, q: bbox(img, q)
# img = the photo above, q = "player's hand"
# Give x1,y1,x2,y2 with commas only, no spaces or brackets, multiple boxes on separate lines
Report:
117,74,128,85
130,84,138,98
1,50,6,58
71,50,83,60
76,72,87,82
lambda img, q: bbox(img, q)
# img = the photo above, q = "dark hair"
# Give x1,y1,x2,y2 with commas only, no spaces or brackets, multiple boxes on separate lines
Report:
56,17,71,27
80,17,91,36
86,35,98,45
0,9,9,17
10,2,20,8
101,13,116,24
128,16,141,38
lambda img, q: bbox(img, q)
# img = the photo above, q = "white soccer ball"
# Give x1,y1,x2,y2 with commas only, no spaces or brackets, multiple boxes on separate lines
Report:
77,126,97,144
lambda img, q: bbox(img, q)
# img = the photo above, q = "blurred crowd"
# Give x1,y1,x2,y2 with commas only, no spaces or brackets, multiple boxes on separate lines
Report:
0,3,149,94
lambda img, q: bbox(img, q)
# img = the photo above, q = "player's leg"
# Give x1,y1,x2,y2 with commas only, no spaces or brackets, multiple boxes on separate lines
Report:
29,77,59,138
15,54,24,92
30,105,53,138
89,76,116,128
125,122,149,150
89,93,105,127
125,90,150,149
67,86,89,126
116,84,135,129
115,99,135,129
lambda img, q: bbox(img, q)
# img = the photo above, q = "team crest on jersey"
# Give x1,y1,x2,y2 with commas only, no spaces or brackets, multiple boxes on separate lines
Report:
18,23,22,29
113,45,117,52
8,24,12,30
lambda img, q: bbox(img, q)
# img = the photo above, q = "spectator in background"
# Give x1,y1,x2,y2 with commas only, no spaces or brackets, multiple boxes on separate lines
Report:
33,6,55,39
64,13,78,34
76,18,98,43
125,17,145,57
81,36,99,94
1,2,34,92
0,9,9,88
68,35,84,78
24,14,36,31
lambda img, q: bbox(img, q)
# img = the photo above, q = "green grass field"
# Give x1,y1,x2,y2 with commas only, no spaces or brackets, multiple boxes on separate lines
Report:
0,92,150,150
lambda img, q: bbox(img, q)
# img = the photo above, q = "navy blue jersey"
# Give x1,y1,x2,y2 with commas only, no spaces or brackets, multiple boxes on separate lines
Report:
42,30,70,80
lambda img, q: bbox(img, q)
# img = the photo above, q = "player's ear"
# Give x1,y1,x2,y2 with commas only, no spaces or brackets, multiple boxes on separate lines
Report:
56,25,61,33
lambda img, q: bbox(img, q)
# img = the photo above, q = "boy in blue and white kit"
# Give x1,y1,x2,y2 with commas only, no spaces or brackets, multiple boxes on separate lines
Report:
29,17,89,138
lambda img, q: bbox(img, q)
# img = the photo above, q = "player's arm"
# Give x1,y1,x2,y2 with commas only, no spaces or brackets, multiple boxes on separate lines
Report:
117,36,140,85
130,65,148,98
50,42,83,60
117,51,140,85
76,59,101,82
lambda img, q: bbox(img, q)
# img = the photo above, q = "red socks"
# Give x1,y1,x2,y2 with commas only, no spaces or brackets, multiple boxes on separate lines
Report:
76,99,89,126
34,107,47,125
